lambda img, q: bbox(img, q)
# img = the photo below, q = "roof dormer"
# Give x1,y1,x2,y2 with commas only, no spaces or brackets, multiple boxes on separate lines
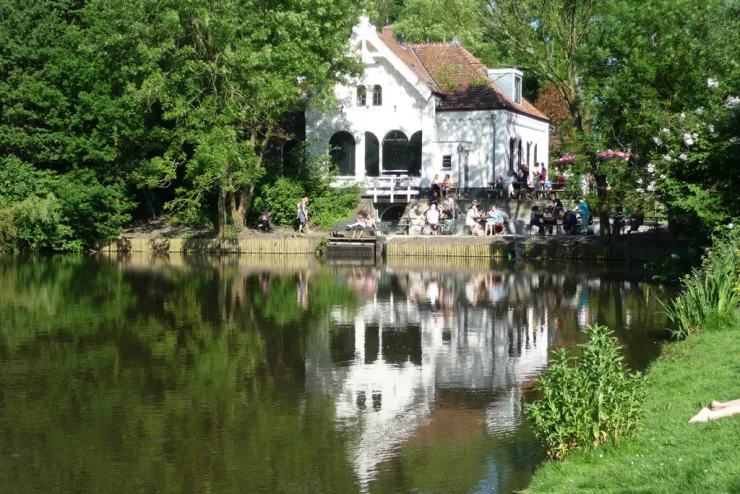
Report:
487,68,523,105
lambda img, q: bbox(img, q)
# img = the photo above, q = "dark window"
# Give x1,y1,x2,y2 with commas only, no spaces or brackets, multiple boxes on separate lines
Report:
409,131,422,177
329,131,356,176
382,130,410,174
365,132,379,177
534,144,538,166
526,142,531,167
357,86,366,106
518,139,523,169
372,85,382,106
442,155,452,169
509,138,516,171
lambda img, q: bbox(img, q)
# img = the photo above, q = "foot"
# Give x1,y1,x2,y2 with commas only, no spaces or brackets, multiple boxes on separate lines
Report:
689,407,712,424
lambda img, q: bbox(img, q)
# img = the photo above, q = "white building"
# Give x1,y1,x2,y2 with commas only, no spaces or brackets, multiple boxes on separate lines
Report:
305,16,551,199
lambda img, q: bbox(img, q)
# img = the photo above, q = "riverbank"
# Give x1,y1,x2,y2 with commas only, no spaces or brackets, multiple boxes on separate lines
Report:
102,228,689,263
527,316,740,492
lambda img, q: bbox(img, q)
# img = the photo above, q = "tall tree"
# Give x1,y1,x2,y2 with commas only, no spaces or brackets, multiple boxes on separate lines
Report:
83,0,362,237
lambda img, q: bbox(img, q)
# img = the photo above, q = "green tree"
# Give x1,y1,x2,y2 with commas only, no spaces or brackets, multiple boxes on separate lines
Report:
581,0,740,234
88,0,363,237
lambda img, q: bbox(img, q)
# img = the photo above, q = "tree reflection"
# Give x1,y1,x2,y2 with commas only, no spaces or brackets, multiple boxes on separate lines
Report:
0,256,672,493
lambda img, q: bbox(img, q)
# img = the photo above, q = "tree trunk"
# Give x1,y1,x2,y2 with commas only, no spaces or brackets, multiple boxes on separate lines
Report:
594,173,610,236
230,191,245,228
218,188,227,240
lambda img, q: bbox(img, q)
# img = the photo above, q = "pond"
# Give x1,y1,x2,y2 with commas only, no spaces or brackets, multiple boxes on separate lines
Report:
0,254,673,493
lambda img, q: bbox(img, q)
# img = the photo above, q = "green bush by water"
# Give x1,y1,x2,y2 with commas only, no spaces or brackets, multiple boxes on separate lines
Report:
661,229,740,338
525,324,646,460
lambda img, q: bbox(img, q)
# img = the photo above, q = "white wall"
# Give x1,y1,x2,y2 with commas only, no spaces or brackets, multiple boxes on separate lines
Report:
433,110,550,190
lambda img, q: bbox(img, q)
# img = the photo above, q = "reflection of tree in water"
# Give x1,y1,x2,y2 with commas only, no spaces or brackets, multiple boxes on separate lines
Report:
0,257,672,493
0,258,360,493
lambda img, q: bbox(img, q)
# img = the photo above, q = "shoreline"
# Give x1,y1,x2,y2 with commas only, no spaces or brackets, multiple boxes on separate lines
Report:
98,231,690,263
526,316,740,492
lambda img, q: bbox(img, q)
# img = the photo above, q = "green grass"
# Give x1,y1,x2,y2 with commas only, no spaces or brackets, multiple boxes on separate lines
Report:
527,317,740,493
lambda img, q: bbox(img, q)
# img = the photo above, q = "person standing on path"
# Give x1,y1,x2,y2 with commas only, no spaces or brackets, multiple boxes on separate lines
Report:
262,208,271,232
576,199,590,234
297,197,310,234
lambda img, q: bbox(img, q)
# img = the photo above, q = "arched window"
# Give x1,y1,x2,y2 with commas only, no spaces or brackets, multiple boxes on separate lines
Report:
517,139,523,169
509,138,516,171
372,85,382,106
534,144,538,167
365,132,379,177
356,86,366,107
329,131,356,176
382,130,410,173
409,131,422,177
526,142,531,167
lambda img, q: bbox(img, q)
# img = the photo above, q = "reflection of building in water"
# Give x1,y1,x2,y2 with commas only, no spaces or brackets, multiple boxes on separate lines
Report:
305,273,552,488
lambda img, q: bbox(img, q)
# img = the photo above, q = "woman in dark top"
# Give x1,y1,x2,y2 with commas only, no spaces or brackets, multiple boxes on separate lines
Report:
551,198,564,219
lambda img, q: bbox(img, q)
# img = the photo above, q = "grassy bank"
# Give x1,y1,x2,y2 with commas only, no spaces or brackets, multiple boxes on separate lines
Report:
527,316,740,492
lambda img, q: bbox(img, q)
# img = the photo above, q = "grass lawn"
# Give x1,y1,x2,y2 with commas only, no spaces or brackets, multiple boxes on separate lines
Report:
527,318,740,493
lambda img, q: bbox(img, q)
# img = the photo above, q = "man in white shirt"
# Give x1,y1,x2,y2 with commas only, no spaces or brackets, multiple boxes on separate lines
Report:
425,204,440,235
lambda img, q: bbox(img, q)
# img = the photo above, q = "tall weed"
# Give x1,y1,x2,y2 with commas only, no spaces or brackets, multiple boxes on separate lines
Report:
661,229,740,338
525,325,646,460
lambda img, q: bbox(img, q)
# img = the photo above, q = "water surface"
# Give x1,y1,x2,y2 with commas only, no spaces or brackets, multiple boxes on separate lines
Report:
0,255,672,493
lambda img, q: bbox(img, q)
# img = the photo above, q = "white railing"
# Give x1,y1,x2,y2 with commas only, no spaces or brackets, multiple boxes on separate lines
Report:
365,175,420,202
331,175,421,203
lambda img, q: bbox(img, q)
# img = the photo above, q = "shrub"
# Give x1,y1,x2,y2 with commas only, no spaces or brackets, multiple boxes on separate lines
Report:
525,324,646,460
0,207,16,252
12,194,82,252
661,228,740,338
252,143,361,229
252,177,305,227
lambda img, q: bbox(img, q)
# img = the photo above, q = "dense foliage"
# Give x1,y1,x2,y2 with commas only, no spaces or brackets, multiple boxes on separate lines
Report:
662,228,740,338
0,0,361,250
525,324,646,460
251,146,362,229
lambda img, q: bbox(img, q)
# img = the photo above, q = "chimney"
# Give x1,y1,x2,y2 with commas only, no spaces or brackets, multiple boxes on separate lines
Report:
382,20,392,38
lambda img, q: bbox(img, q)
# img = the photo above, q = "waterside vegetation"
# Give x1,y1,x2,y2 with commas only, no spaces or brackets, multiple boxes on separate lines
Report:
527,228,740,491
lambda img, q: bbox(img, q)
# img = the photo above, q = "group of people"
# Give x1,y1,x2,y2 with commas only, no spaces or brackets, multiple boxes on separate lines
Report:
465,200,509,236
345,211,378,238
494,165,567,200
529,198,591,235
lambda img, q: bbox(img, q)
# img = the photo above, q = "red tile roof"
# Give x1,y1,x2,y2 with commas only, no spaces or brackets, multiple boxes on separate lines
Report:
378,30,441,94
377,32,549,122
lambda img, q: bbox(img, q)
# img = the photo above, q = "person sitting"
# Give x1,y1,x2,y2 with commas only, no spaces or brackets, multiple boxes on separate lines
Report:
466,201,482,236
346,213,366,238
441,195,455,220
503,171,517,199
425,204,440,235
628,206,644,234
529,204,545,235
441,174,452,198
551,198,564,219
562,208,579,235
486,204,506,236
485,205,497,236
428,190,440,208
430,174,441,198
364,212,377,234
554,167,566,184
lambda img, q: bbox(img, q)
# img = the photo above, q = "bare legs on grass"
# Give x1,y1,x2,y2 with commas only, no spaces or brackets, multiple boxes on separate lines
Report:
689,399,740,423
